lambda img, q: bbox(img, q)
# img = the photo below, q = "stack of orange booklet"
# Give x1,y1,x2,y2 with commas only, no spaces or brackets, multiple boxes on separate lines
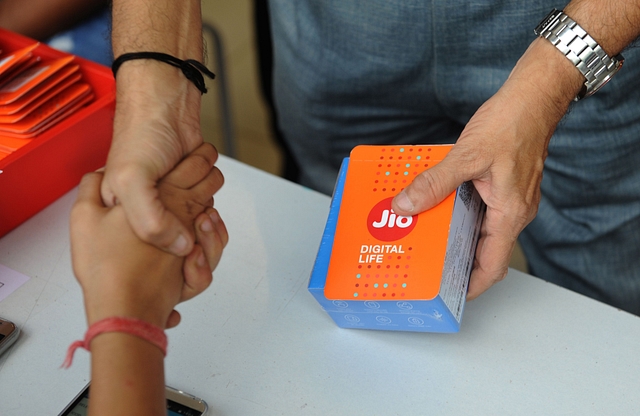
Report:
0,43,94,158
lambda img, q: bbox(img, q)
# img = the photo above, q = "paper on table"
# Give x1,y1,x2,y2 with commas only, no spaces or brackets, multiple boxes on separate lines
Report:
0,263,30,302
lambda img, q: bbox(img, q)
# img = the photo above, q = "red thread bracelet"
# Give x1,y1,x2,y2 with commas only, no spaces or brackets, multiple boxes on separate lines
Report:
62,317,167,369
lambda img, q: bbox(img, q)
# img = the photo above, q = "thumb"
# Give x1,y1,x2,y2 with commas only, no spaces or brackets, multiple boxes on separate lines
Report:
101,167,194,256
76,172,106,208
392,153,469,216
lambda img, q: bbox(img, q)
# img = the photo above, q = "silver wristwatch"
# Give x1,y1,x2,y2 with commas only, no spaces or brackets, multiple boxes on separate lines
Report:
534,9,624,101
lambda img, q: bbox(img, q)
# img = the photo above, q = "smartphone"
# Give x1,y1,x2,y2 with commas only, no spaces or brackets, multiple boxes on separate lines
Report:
0,317,20,356
58,383,209,416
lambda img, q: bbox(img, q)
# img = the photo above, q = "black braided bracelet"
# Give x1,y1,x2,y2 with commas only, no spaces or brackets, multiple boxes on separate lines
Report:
111,52,215,94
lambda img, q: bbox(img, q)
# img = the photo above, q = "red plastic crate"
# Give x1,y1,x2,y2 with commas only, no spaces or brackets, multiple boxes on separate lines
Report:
0,28,115,238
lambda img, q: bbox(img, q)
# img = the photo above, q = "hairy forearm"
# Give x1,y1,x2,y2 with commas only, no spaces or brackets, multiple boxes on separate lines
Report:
506,0,640,125
565,0,640,56
0,0,108,40
111,0,203,59
108,0,205,168
111,0,204,96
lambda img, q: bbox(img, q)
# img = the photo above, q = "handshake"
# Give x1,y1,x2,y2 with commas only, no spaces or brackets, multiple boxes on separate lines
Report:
70,142,228,330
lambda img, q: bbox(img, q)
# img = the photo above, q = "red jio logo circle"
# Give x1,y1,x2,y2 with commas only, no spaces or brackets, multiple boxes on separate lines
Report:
366,197,418,241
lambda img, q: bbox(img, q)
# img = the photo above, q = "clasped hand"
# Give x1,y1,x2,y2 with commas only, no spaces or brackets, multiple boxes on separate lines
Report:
70,143,228,328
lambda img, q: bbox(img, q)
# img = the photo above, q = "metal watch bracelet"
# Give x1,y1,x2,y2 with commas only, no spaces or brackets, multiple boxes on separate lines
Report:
534,9,624,101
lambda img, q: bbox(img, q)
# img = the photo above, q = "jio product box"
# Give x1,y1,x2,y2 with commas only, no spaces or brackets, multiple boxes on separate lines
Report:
0,28,115,238
309,145,485,332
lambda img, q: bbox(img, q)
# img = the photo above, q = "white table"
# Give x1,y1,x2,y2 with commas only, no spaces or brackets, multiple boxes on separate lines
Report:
1,156,639,415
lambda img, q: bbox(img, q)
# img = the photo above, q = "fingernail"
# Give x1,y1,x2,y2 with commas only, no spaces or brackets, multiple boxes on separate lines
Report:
197,251,206,267
209,210,220,224
170,234,189,254
395,191,414,212
200,217,214,232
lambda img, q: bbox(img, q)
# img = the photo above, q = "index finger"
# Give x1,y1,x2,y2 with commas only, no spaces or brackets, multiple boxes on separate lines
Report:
466,208,518,300
161,142,219,190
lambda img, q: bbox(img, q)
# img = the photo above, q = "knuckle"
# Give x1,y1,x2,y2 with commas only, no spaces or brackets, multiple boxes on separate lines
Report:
509,199,538,231
184,200,203,218
202,269,214,287
205,167,224,192
108,165,137,193
200,142,219,163
213,227,228,249
189,152,214,175
137,215,167,242
200,196,214,209
213,167,224,186
188,142,219,173
495,268,509,282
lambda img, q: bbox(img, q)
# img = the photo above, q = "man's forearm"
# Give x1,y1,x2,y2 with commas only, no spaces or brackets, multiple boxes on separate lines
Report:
565,0,640,56
109,0,205,158
102,0,208,256
509,0,640,121
110,0,205,119
111,0,203,59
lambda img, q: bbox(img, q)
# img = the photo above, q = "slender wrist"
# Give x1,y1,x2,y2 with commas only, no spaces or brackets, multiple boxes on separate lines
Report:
83,289,171,328
63,317,168,368
89,333,166,416
84,306,168,329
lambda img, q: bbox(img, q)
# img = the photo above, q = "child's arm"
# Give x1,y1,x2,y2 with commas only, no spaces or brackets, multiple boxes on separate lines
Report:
69,143,228,416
